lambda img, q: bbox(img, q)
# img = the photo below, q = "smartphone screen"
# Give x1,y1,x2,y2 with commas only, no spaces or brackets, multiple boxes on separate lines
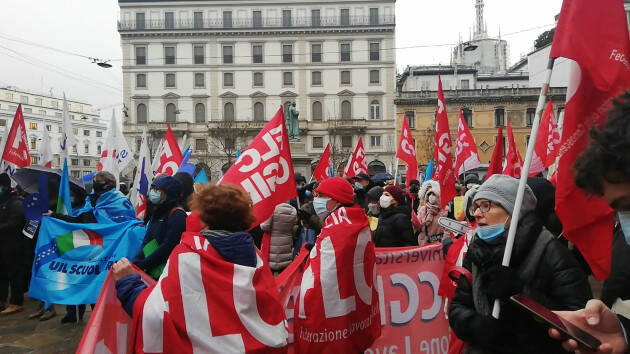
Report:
510,294,602,351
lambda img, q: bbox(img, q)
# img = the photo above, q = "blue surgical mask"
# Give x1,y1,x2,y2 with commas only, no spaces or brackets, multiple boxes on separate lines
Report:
476,218,508,245
354,182,363,190
305,190,312,198
148,189,163,205
618,211,630,245
313,197,330,220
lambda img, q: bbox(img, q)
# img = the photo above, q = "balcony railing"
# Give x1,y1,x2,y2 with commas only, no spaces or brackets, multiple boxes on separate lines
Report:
396,87,567,100
118,15,395,31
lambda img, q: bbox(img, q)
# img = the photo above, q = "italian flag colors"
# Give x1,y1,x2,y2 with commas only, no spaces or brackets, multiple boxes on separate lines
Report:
56,229,103,255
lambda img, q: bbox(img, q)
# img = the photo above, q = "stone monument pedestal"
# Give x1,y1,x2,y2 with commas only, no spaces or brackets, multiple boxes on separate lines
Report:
289,141,312,179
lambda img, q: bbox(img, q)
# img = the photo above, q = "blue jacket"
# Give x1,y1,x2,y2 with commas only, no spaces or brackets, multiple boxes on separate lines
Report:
117,231,256,317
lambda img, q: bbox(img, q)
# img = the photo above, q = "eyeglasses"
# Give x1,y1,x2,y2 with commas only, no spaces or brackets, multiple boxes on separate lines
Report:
469,200,493,215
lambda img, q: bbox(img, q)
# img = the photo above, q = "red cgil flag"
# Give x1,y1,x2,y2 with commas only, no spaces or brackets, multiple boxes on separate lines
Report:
434,76,456,208
2,104,31,174
551,0,630,279
156,125,183,176
530,101,561,176
396,116,418,187
343,137,368,179
312,143,331,181
220,107,297,227
502,120,524,178
486,127,504,180
454,108,481,180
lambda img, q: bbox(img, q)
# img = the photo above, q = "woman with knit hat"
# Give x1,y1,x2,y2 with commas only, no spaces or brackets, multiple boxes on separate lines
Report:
417,180,448,245
448,174,591,353
373,185,416,247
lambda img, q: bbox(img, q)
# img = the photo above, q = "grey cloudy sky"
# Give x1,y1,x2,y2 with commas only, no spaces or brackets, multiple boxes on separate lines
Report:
0,0,562,118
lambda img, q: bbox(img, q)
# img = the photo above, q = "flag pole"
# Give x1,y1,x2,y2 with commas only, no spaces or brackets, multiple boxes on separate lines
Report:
492,58,556,318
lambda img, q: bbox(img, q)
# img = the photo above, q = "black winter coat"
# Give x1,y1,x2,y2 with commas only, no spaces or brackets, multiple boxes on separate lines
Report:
601,226,630,307
373,205,417,247
0,194,27,262
448,212,592,354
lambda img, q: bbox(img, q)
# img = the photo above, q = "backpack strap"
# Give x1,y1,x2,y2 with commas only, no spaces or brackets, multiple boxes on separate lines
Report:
168,207,186,218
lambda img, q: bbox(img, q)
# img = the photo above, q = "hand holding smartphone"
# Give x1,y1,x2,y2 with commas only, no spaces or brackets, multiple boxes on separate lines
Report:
510,294,602,351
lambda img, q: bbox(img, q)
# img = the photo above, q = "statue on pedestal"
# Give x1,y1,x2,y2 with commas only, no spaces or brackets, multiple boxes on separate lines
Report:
286,102,300,141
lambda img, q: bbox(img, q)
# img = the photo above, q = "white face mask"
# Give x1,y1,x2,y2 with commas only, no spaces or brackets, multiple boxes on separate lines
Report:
368,203,380,215
380,195,393,209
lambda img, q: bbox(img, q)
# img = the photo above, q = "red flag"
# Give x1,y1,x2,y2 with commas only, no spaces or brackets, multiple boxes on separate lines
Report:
502,121,524,178
312,143,331,181
551,0,630,279
396,116,418,187
454,109,481,179
434,77,456,208
131,232,288,353
293,206,380,353
2,104,31,171
221,107,297,227
77,266,156,354
486,127,504,180
343,137,368,179
530,102,561,177
156,125,183,176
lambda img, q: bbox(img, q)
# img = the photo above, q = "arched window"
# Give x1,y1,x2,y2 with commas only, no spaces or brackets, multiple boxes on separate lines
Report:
195,103,205,123
368,160,387,176
253,102,264,122
370,100,380,120
341,100,351,120
165,103,177,123
221,162,232,174
224,102,234,121
136,103,147,124
312,101,322,121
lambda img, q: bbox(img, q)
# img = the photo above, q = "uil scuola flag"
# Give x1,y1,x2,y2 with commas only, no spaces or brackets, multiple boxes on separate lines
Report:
29,217,145,305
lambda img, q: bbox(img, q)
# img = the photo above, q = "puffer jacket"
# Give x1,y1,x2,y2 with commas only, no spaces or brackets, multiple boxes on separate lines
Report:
448,212,592,354
373,205,417,247
260,203,297,271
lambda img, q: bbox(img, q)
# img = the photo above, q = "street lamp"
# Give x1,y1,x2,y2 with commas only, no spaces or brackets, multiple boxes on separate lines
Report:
89,57,112,68
463,42,478,51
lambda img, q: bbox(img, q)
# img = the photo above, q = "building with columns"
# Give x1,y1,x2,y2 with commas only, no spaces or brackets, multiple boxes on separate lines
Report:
0,87,107,178
118,0,397,181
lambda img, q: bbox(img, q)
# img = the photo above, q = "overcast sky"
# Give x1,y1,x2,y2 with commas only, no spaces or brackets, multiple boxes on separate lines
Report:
0,0,562,119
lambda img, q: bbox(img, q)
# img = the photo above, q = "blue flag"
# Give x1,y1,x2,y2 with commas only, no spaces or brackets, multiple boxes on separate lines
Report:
29,217,145,305
56,158,73,216
424,159,434,182
177,146,195,176
194,169,208,184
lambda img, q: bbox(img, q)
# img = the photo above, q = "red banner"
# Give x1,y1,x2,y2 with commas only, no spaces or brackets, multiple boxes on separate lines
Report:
279,242,449,354
156,125,183,176
312,143,331,181
343,137,368,178
502,121,524,178
397,116,418,187
454,109,481,179
2,104,30,169
434,77,456,207
531,101,561,176
77,266,156,354
221,107,297,227
486,127,504,180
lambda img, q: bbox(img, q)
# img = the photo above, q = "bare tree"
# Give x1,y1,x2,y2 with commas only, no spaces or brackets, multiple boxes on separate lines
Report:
415,127,435,164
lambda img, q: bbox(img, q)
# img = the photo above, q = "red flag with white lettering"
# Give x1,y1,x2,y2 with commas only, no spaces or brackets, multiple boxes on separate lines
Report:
294,206,380,353
434,77,456,208
502,121,524,178
156,125,183,176
530,101,561,176
131,232,288,353
312,143,331,181
343,137,368,179
396,116,418,187
486,127,504,180
551,0,630,279
221,107,297,227
76,266,156,354
2,104,31,173
454,109,481,179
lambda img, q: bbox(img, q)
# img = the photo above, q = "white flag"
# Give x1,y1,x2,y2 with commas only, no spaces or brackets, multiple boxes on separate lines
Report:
60,93,77,157
98,109,133,174
151,140,163,177
40,125,53,168
130,129,153,220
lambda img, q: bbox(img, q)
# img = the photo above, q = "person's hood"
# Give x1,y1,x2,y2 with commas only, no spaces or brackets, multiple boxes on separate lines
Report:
201,229,257,267
151,175,183,203
419,180,440,199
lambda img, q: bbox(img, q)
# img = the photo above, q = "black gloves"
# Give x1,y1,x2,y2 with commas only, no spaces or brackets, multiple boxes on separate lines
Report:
481,265,523,300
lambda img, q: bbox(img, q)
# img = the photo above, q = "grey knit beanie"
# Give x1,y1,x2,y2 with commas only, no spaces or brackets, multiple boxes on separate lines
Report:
366,186,383,202
474,174,537,219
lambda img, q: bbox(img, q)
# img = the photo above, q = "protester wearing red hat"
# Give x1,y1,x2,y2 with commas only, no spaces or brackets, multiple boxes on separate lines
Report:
373,185,416,247
312,177,355,219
